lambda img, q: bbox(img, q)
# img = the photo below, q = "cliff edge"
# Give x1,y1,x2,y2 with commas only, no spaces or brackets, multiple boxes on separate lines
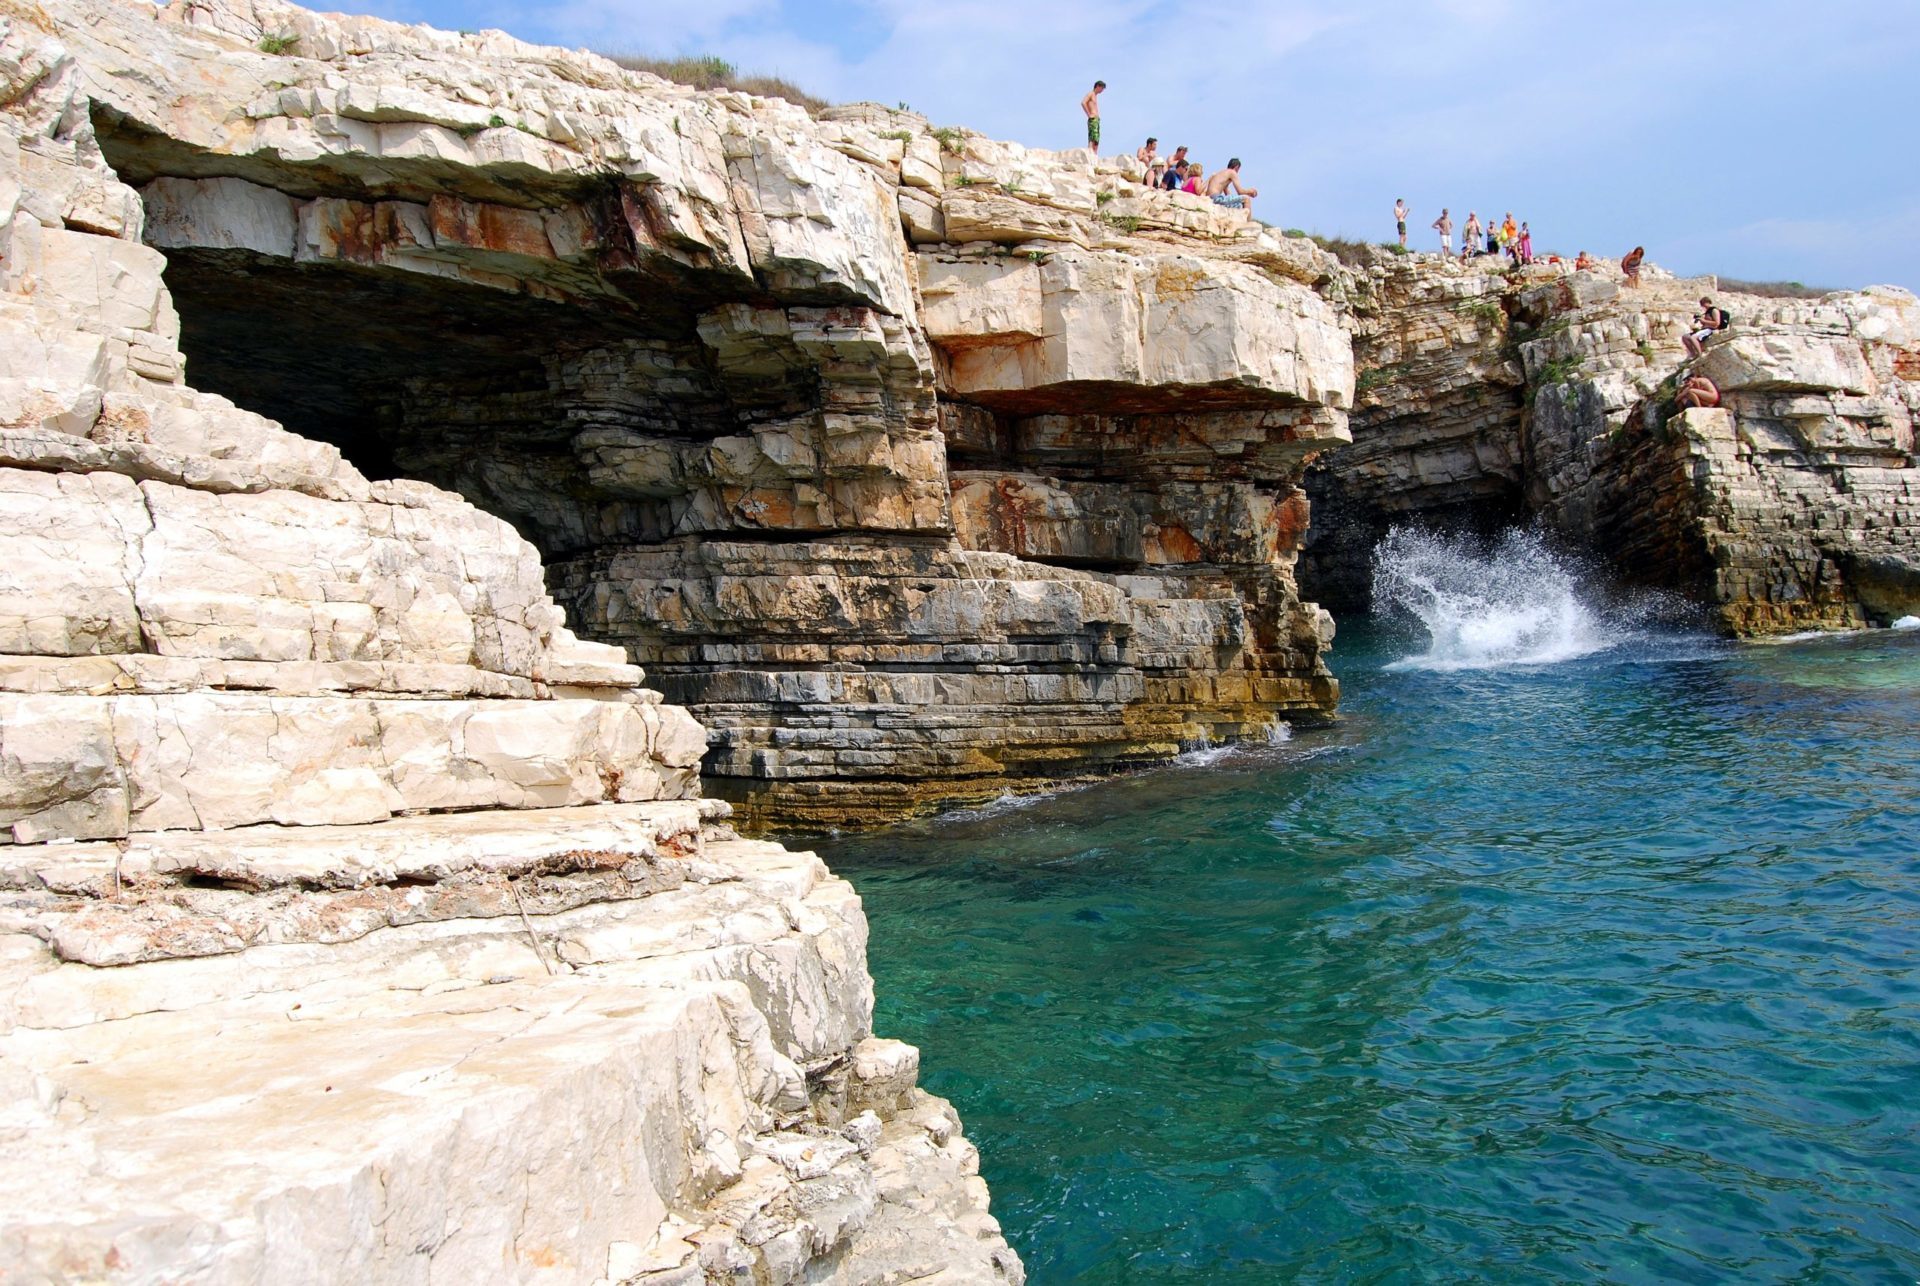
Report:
31,0,1355,829
0,6,1020,1280
1303,251,1920,633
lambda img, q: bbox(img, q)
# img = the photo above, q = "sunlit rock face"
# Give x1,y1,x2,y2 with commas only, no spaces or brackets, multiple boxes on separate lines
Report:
0,5,1023,1279
33,0,1352,827
1305,251,1920,634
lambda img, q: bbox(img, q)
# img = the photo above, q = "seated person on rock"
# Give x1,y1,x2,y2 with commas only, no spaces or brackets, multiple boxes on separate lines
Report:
1181,162,1206,195
1137,137,1163,186
1575,250,1597,270
1158,145,1189,190
1674,374,1721,411
1682,297,1729,358
1204,158,1257,216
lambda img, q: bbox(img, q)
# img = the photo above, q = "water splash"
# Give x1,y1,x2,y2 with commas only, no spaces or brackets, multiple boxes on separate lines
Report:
1372,528,1621,671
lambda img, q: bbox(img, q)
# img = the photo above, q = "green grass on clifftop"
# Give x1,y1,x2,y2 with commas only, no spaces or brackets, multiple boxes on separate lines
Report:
1286,232,1408,265
601,53,829,113
1716,277,1837,299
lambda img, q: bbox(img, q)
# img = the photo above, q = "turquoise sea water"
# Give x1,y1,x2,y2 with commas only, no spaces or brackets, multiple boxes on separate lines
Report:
816,549,1920,1282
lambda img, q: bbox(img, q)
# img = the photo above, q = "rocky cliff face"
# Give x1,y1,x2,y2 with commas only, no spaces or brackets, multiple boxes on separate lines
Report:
0,9,1020,1280
1298,257,1524,606
1303,252,1920,632
36,0,1353,828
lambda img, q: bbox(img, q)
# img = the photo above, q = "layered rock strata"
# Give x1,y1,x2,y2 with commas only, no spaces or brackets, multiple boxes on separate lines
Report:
1304,252,1920,632
0,13,1019,1280
32,0,1355,826
1298,257,1524,605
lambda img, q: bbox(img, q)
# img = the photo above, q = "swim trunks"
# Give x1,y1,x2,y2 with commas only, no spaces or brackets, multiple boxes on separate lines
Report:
1397,220,1406,235
1087,116,1100,146
1211,193,1245,208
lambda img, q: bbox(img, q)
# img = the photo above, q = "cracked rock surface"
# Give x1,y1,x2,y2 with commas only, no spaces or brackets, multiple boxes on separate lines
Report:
0,12,1020,1279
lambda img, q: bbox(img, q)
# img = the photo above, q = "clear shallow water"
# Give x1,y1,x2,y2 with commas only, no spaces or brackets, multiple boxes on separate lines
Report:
815,555,1920,1282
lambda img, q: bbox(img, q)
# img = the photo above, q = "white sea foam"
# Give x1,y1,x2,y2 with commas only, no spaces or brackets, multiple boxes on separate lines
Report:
1893,615,1920,631
1372,528,1622,672
1756,628,1865,645
938,789,1056,823
1175,743,1236,767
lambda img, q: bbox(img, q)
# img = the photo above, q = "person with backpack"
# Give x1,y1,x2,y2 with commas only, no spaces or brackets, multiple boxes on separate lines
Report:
1683,296,1730,357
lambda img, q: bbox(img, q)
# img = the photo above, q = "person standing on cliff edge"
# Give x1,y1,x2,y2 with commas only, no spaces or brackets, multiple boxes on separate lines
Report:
1433,208,1453,259
1395,198,1409,248
1081,81,1105,155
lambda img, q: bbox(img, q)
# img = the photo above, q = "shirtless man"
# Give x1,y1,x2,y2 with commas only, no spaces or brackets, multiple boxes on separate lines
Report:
1081,81,1105,155
1395,198,1409,248
1204,159,1258,219
1136,137,1161,186
1674,374,1720,411
1432,207,1453,258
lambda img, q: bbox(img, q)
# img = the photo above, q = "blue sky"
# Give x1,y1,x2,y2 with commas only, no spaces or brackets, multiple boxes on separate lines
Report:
353,0,1917,290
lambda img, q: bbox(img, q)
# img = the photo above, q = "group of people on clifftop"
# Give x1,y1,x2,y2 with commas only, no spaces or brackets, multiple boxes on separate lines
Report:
1401,200,1535,264
1077,81,1259,218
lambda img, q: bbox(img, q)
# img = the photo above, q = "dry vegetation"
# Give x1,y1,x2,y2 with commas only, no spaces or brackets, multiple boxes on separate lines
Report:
1716,278,1837,299
1282,232,1405,266
601,53,830,113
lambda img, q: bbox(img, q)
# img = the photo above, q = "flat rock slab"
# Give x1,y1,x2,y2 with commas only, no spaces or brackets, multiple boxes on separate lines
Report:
0,815,1021,1283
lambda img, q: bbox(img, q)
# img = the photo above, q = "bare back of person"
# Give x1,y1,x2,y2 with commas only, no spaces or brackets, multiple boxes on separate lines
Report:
1203,162,1256,215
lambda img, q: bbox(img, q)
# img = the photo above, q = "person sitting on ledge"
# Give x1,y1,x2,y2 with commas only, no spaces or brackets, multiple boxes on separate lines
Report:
1674,373,1721,411
1575,250,1597,270
1682,296,1729,358
1158,145,1189,190
1181,161,1205,195
1204,158,1257,216
1137,136,1162,186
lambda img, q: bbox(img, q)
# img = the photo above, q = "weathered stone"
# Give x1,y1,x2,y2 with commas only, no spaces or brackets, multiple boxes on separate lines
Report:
0,12,1022,1278
12,0,1358,825
1303,251,1920,632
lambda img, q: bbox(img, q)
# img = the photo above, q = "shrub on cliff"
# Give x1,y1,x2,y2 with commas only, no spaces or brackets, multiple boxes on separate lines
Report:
1291,233,1402,267
1717,277,1835,299
603,53,829,113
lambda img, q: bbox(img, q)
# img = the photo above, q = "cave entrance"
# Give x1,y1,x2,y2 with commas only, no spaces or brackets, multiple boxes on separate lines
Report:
94,110,817,571
159,248,631,488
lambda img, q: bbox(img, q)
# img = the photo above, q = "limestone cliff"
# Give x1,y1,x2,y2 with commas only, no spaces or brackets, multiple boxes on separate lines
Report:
22,0,1354,828
0,9,1020,1280
1303,252,1920,633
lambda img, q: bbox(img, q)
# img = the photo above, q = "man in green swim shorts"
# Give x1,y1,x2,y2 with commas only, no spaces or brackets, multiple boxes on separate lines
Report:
1081,80,1105,154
